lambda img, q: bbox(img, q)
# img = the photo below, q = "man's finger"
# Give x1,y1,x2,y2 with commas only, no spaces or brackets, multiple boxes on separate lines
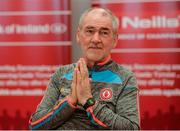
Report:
81,58,89,76
79,58,88,80
73,67,77,83
71,67,77,96
76,67,81,87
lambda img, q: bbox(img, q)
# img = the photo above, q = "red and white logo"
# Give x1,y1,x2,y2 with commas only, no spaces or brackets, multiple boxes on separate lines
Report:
100,88,113,101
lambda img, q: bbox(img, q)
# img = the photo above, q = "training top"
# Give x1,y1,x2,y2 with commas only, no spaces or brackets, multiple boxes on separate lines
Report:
29,59,140,130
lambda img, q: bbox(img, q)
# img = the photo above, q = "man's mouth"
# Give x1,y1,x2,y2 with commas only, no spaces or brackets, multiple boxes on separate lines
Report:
88,46,102,49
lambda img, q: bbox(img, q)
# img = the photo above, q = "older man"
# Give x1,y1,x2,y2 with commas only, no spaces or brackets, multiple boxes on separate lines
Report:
29,7,140,130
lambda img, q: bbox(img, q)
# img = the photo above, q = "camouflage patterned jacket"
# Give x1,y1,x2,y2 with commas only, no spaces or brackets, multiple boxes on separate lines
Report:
29,60,140,130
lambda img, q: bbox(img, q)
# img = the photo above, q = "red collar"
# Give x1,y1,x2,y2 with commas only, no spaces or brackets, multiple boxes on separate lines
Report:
96,55,111,66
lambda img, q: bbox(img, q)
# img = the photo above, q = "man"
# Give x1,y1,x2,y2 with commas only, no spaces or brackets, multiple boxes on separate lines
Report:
29,7,140,130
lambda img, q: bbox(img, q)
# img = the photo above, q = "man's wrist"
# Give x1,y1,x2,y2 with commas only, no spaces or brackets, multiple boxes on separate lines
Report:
67,95,77,106
83,97,96,110
80,95,93,106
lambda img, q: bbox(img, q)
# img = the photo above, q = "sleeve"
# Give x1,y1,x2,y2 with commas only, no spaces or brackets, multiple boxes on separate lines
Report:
86,74,140,130
29,68,77,130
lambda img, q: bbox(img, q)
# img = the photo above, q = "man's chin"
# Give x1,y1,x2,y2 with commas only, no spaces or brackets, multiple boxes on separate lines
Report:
86,55,103,63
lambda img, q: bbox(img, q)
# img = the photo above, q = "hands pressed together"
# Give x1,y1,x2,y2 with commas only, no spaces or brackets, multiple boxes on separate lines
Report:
68,58,93,106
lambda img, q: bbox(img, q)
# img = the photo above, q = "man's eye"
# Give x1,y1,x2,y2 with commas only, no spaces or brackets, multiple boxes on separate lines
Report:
100,30,110,36
102,31,108,35
84,29,95,36
86,29,94,34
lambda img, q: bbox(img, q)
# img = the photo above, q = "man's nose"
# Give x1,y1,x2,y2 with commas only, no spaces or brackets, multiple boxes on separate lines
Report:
91,32,101,42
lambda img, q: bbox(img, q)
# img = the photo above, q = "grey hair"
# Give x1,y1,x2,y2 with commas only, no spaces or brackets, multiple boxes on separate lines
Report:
78,7,119,36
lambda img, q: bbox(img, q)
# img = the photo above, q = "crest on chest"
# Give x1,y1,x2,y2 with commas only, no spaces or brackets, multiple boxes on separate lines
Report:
100,88,113,101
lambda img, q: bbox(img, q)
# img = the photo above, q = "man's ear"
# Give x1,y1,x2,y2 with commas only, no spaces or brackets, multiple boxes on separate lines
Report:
76,28,80,44
113,34,118,48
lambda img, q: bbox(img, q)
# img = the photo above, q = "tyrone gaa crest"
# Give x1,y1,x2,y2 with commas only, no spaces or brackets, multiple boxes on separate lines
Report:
100,88,113,101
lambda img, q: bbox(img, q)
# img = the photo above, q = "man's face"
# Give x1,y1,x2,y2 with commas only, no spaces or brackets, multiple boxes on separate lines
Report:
76,9,118,63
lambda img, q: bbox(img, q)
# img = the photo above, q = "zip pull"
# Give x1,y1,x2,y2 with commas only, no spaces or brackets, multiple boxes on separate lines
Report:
88,67,95,79
89,69,92,78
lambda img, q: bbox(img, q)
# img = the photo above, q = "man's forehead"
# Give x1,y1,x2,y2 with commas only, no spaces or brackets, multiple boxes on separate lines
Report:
84,25,111,30
82,13,112,28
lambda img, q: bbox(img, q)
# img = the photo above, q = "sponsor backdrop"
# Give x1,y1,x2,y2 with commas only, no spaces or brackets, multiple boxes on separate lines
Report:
0,0,180,130
92,0,180,130
0,0,71,129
